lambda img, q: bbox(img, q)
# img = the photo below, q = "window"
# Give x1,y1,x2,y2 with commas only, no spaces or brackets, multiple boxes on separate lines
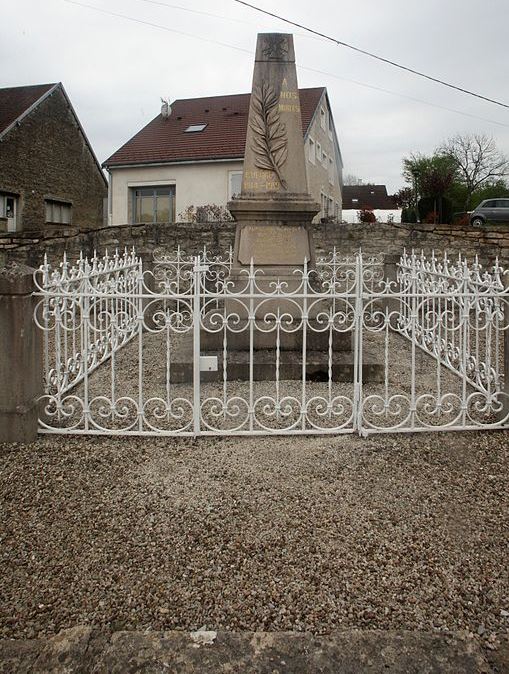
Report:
45,199,72,225
329,157,334,184
0,193,18,232
132,185,176,223
316,143,321,162
228,171,243,200
308,138,315,164
184,123,207,133
320,192,329,217
320,107,326,130
322,151,327,166
334,201,339,218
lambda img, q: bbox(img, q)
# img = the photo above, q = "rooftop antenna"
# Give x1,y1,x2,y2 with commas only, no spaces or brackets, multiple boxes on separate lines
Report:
160,97,172,118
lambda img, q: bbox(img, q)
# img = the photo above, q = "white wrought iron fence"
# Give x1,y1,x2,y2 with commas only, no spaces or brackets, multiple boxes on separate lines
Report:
33,248,509,437
396,250,505,396
33,249,140,408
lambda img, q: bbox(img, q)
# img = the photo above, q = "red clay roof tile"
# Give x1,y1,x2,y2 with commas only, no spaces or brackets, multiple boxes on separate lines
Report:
0,83,57,136
342,185,397,210
104,88,325,167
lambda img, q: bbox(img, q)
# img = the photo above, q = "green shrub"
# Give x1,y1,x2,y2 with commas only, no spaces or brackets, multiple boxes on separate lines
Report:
401,208,417,223
418,196,453,224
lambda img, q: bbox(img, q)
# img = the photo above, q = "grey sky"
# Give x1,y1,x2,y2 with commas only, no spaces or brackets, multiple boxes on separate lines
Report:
2,0,508,193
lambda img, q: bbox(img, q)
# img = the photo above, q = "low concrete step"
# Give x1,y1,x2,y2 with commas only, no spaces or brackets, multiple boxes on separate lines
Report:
201,320,353,352
168,344,383,384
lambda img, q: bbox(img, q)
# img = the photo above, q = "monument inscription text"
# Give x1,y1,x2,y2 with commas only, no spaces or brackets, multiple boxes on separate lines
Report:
238,225,310,265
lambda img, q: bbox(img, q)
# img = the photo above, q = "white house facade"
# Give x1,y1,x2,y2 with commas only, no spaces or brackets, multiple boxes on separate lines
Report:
104,89,342,225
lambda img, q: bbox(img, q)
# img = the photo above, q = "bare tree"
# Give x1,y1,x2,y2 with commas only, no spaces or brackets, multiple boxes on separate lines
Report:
343,174,365,186
439,134,509,210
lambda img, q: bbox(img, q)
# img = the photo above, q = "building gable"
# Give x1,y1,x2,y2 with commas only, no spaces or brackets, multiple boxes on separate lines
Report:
0,83,57,139
0,83,106,186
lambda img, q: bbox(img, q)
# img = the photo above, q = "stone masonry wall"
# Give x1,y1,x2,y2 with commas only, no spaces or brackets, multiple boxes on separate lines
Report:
1,221,508,269
0,86,107,233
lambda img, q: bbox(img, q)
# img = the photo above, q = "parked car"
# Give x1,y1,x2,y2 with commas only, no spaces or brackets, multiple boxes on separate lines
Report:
469,198,509,226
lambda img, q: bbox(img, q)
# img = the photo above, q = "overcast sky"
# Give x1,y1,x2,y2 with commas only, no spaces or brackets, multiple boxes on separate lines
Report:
2,0,509,192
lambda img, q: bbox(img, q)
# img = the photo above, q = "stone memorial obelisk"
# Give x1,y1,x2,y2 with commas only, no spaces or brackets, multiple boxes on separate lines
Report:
200,32,371,375
228,33,320,275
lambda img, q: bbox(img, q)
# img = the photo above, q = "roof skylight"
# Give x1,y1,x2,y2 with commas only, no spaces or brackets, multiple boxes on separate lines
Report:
184,123,207,133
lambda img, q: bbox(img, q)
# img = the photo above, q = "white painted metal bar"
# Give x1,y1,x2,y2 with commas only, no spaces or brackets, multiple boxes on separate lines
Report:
34,247,509,437
193,255,202,436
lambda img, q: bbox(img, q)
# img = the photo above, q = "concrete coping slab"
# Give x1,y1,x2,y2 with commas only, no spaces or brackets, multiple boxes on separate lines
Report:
0,628,504,673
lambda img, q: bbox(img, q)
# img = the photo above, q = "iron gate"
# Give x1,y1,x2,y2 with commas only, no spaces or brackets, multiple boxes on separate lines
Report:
33,248,509,436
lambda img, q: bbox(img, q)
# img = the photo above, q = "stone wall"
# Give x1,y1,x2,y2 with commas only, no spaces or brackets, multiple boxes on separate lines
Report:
1,220,508,269
0,86,107,233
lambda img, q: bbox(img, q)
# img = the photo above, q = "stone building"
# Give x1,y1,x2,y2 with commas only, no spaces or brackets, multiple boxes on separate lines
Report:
0,83,107,234
104,88,342,225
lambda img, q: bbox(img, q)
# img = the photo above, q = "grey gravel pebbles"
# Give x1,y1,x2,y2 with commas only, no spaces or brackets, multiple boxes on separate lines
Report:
1,429,508,652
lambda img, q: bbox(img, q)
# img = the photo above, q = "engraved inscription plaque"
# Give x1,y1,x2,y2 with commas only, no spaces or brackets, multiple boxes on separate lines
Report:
238,225,310,265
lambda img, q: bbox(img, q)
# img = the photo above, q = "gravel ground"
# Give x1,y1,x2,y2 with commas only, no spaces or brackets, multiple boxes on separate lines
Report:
1,430,508,652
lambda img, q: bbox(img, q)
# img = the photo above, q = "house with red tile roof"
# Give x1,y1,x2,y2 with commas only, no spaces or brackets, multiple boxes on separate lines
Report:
103,87,342,225
341,185,400,223
0,83,107,234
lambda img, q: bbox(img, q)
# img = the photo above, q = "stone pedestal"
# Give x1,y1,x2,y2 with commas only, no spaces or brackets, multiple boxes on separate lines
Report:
0,263,42,443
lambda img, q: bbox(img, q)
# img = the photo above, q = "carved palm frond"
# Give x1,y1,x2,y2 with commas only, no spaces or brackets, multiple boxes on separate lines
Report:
249,82,288,190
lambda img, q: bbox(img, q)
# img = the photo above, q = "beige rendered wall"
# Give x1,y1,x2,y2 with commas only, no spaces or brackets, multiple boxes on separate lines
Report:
109,94,342,227
304,92,342,223
109,160,243,224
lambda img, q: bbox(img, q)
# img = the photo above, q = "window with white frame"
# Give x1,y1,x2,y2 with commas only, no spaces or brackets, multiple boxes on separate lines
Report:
0,192,19,232
132,185,176,223
228,171,243,200
45,199,72,225
308,138,315,164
